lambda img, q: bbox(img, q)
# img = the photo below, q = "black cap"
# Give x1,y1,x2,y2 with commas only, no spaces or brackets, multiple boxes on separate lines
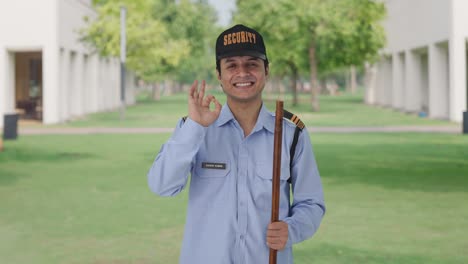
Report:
215,24,268,62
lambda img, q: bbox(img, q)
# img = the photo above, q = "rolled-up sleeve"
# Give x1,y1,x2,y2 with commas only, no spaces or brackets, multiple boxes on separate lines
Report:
147,118,207,196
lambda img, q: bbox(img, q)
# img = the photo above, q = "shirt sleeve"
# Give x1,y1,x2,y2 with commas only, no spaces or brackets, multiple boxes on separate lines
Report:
282,129,326,246
147,118,207,196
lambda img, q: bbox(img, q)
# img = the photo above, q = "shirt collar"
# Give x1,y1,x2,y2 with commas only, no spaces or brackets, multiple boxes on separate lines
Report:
215,104,236,127
254,104,275,134
215,103,275,133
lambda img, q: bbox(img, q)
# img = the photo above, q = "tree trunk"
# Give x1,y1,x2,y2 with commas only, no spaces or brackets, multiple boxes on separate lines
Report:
289,63,298,106
350,65,357,94
309,42,320,111
176,82,183,93
279,80,285,99
346,69,351,93
164,79,173,96
265,78,272,100
152,83,160,101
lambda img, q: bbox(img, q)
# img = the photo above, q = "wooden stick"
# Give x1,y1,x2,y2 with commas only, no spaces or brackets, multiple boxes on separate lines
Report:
269,100,283,264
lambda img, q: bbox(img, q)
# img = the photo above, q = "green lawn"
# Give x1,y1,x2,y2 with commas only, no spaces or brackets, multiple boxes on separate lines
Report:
36,90,457,128
1,133,467,263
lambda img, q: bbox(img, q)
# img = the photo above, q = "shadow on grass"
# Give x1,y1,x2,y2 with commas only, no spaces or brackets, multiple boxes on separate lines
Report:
316,141,468,193
0,145,96,186
0,168,25,186
0,147,96,163
294,243,457,264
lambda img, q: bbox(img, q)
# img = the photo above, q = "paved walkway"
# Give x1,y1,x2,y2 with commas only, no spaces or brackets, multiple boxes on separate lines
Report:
18,125,462,135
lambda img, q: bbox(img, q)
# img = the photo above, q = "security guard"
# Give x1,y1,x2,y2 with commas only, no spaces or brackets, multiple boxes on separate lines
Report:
148,24,325,264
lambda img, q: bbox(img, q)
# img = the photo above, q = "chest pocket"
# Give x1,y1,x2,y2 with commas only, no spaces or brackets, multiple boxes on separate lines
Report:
195,160,230,178
253,160,291,213
255,160,291,181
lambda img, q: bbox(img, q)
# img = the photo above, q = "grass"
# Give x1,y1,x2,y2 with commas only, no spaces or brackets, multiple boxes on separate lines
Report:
32,90,457,128
1,133,468,263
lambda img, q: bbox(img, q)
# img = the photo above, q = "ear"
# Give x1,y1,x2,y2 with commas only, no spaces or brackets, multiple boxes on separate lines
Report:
216,69,221,80
265,65,269,76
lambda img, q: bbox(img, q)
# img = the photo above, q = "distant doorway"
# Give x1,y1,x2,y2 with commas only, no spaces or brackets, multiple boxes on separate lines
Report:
15,52,43,121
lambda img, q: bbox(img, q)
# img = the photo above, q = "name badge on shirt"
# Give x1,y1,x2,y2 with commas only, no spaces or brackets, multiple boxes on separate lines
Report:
202,162,226,170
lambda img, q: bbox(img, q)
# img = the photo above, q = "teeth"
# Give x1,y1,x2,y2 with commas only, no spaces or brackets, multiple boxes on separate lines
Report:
235,82,251,87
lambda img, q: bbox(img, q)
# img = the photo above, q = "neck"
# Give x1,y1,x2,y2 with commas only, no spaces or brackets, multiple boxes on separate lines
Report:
227,99,262,137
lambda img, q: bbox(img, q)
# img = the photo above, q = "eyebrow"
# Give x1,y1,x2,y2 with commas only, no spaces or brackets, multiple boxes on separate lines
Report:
224,57,261,63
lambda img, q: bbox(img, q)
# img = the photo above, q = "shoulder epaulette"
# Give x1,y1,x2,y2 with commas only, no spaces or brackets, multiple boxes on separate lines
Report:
283,110,305,130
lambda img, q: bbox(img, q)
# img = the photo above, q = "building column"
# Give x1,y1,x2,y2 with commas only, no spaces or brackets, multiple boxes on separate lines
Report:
103,58,110,110
0,48,5,127
383,56,393,107
68,51,78,116
448,37,467,122
95,57,102,112
82,54,90,114
88,55,99,113
449,0,468,122
75,52,84,116
0,49,16,127
59,48,70,122
392,52,405,109
405,50,421,112
112,58,119,109
375,59,385,105
364,62,377,105
43,46,60,124
429,43,450,119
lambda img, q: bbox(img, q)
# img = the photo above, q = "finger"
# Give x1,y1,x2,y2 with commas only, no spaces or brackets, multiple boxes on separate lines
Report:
198,80,206,103
268,221,288,232
267,237,287,248
213,97,222,113
267,224,282,232
202,94,214,108
267,232,281,239
267,235,285,243
190,80,198,99
266,241,283,251
267,243,284,251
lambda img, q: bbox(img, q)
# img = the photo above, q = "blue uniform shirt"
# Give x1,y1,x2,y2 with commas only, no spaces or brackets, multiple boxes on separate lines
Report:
148,104,325,264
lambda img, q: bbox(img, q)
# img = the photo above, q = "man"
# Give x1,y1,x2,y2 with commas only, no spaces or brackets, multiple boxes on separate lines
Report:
147,24,325,264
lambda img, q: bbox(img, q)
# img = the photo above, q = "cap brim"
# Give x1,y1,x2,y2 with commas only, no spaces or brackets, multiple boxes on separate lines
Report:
217,50,267,61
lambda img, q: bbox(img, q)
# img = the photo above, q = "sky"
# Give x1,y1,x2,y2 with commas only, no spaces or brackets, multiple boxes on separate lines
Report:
207,0,236,26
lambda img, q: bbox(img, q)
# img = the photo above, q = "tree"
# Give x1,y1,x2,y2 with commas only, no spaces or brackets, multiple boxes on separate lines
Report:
83,0,220,98
153,0,220,85
235,0,309,106
81,0,188,84
234,0,386,110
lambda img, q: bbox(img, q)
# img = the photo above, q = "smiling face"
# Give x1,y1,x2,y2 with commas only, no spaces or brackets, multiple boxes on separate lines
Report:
217,56,268,106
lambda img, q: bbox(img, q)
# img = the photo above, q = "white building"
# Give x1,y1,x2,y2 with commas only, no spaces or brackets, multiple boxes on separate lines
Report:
0,0,135,127
367,0,468,123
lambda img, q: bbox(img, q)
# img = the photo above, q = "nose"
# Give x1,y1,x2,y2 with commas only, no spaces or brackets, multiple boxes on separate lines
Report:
237,65,250,77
